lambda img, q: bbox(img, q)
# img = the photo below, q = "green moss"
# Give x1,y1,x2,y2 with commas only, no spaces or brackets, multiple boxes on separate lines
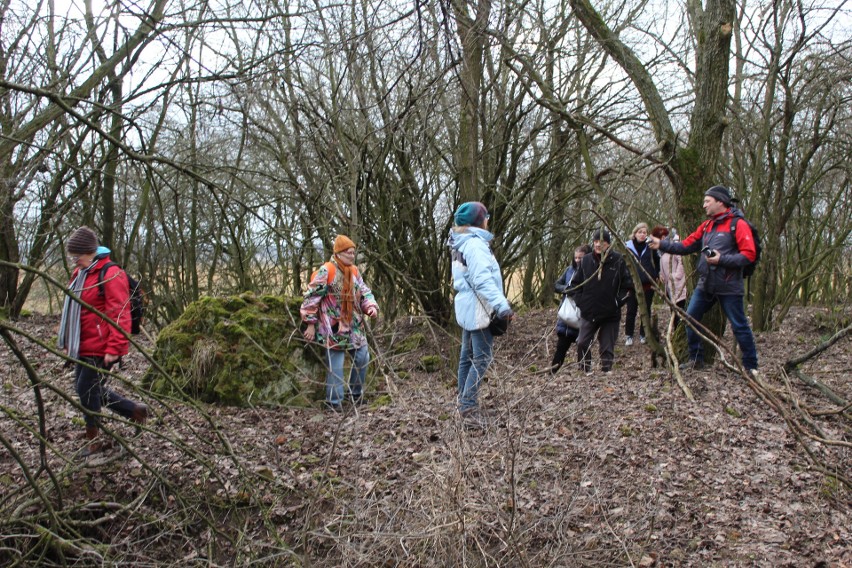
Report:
820,475,846,500
418,355,441,372
372,394,393,407
393,332,425,354
144,292,324,407
724,406,741,418
538,444,559,456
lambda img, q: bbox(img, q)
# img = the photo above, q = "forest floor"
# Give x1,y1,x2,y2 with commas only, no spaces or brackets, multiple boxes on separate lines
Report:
1,305,850,567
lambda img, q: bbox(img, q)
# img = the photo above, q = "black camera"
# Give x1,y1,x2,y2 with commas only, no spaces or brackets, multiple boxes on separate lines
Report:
702,246,716,258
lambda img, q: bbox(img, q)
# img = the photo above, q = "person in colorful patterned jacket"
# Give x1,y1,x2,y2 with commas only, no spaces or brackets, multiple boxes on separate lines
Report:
301,235,379,412
58,226,148,457
648,186,758,373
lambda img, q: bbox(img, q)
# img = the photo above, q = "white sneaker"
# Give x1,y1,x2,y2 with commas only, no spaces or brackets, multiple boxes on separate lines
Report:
625,336,634,346
639,335,647,344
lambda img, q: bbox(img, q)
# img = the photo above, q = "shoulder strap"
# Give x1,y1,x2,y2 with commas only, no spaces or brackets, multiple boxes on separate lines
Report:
729,217,741,251
98,262,119,296
325,261,358,283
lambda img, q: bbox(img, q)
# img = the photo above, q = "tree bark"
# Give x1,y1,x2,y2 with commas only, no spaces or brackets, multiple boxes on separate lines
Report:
450,0,491,202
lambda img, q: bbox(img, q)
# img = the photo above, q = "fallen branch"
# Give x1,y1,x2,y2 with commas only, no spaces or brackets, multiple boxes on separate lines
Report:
784,323,852,371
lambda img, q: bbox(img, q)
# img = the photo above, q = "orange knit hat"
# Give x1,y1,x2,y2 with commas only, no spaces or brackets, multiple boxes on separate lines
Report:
333,234,356,253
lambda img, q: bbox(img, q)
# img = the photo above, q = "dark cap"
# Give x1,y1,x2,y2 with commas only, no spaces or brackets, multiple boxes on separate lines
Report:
66,226,99,254
592,229,611,243
704,185,734,206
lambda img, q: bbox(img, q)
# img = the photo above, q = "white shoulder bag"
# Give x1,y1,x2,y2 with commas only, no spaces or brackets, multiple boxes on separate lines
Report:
557,295,581,329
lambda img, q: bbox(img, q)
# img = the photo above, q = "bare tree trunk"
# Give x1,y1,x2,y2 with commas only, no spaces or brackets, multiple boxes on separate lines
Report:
451,0,490,202
566,0,737,362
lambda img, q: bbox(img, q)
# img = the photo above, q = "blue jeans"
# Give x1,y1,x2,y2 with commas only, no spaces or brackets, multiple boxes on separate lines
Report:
75,357,138,428
684,289,758,370
457,328,494,412
325,346,370,405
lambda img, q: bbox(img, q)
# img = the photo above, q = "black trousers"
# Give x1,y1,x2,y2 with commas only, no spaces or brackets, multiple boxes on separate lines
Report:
75,356,137,428
577,317,620,372
625,289,655,338
551,327,580,369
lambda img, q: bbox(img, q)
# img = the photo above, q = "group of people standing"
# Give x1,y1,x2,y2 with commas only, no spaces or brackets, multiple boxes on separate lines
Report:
550,185,759,380
294,189,758,431
59,185,759,445
548,225,683,376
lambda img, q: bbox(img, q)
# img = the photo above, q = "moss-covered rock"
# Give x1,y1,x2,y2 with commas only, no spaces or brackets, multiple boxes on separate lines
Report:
143,293,324,407
392,332,425,354
418,355,441,373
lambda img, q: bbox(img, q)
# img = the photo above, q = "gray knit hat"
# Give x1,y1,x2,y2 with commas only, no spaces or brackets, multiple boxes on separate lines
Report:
66,226,99,254
704,185,733,206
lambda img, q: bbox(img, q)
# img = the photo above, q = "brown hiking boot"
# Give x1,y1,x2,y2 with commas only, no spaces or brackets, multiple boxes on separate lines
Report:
130,404,148,425
81,426,105,457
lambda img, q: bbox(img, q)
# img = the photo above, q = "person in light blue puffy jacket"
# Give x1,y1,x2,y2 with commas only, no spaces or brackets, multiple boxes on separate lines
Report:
448,201,513,430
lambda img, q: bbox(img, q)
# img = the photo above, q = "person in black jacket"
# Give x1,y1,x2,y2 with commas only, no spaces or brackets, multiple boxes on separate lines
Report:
623,222,661,345
569,230,632,374
550,244,591,374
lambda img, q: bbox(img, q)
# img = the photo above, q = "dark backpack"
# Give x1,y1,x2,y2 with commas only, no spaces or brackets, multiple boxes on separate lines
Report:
729,209,762,277
98,262,146,334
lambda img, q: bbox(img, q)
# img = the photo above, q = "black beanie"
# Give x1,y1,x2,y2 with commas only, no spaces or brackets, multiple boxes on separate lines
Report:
66,226,99,254
704,185,733,206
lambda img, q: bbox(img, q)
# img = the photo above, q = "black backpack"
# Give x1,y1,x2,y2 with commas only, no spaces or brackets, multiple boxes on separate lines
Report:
97,262,146,334
729,209,762,278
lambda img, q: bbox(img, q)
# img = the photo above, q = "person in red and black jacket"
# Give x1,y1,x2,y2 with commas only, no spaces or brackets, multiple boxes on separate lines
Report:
58,226,148,457
648,186,758,374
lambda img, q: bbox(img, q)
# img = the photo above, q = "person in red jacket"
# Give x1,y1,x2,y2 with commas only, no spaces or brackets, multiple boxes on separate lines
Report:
58,227,148,456
648,186,758,373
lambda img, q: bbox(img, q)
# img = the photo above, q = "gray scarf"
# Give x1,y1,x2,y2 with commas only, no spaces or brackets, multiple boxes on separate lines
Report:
58,259,98,359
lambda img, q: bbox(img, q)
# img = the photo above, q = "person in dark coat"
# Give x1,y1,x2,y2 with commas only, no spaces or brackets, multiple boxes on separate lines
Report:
623,222,661,345
569,230,632,374
58,226,148,457
550,244,591,374
648,186,759,373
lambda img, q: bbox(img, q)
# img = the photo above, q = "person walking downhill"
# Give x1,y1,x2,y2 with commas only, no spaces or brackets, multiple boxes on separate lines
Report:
550,245,591,374
58,226,148,457
623,222,660,346
569,229,632,375
448,201,513,430
648,186,759,374
654,226,688,329
301,235,379,412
